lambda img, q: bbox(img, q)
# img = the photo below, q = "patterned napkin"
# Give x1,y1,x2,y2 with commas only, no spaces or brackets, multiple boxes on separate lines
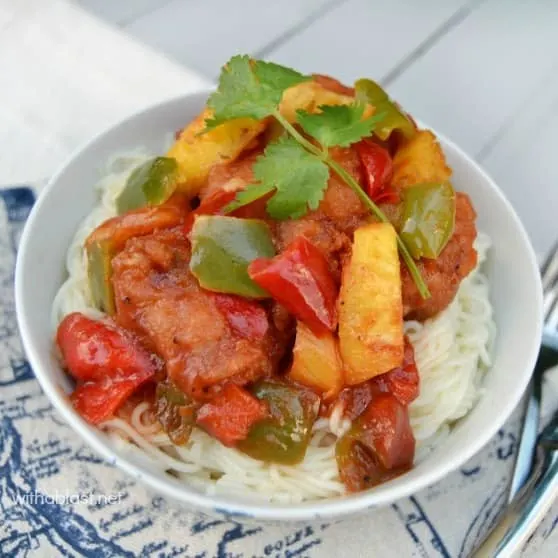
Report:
2,186,557,558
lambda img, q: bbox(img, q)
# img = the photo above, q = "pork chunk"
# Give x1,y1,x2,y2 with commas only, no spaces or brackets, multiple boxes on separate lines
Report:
111,228,282,400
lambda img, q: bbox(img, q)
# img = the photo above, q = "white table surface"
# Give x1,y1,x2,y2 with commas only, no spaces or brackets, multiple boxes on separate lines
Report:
1,1,557,556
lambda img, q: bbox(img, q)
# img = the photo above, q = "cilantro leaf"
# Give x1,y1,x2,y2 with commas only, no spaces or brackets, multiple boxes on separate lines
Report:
224,182,274,213
206,56,308,128
226,137,329,220
263,139,329,219
296,103,385,148
254,60,309,94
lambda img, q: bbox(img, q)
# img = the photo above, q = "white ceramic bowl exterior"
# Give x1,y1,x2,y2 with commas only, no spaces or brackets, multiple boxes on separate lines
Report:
15,91,543,522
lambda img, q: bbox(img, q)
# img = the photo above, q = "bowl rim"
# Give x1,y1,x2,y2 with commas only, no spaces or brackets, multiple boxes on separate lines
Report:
15,90,543,522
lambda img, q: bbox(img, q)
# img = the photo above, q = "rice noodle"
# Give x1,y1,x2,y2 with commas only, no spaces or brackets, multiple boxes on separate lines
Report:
52,153,495,503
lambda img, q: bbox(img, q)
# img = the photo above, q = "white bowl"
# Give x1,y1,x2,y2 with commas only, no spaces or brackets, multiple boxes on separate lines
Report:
15,90,543,522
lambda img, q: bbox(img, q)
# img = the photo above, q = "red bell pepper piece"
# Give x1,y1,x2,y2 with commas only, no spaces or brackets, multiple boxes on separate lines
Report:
372,337,419,405
71,376,154,425
359,393,415,471
248,236,337,336
355,139,398,204
57,312,158,424
184,189,237,234
336,393,415,491
196,383,269,447
57,312,155,382
211,293,269,340
184,188,271,234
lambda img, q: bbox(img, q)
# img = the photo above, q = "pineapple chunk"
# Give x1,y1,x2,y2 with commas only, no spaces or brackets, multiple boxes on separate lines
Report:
166,108,266,198
289,322,343,399
391,130,451,188
338,223,404,385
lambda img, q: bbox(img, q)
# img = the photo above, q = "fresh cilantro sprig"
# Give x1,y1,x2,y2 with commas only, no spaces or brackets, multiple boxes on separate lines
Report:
206,56,309,128
207,55,430,299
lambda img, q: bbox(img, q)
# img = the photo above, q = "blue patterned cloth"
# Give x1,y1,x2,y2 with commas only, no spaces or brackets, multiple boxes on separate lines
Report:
1,187,557,557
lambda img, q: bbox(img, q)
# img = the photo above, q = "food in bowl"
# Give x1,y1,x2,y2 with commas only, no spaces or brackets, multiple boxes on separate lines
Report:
51,56,495,503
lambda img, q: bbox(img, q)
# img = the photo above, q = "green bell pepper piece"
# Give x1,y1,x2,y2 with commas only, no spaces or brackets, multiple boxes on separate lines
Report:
116,157,178,213
155,382,196,445
238,381,320,465
355,78,416,141
400,182,456,260
189,215,275,298
87,239,116,314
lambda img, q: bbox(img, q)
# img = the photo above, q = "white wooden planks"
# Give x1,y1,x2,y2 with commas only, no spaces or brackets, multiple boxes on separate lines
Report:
264,0,474,84
386,0,558,158
76,0,170,25
480,65,558,256
125,0,333,78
